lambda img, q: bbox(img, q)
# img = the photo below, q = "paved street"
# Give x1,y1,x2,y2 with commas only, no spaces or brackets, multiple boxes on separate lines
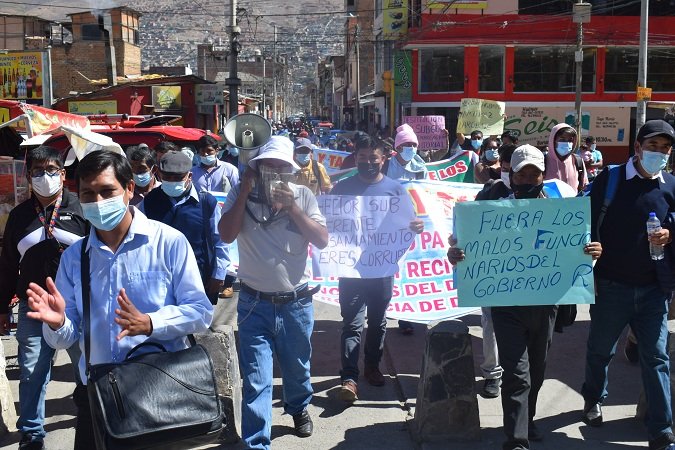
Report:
0,298,650,449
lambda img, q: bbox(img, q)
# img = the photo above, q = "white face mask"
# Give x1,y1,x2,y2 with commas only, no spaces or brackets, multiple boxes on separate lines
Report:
31,173,62,197
500,171,511,188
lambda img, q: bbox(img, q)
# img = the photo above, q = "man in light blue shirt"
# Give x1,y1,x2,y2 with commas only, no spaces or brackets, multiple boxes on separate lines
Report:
25,150,213,450
192,135,240,193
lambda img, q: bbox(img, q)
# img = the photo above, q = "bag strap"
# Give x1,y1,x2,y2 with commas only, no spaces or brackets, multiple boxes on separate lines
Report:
574,153,585,191
596,164,621,241
199,191,216,281
80,235,91,375
311,159,323,191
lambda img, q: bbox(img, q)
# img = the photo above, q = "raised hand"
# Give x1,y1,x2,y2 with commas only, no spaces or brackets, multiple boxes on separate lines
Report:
26,277,66,330
114,288,153,341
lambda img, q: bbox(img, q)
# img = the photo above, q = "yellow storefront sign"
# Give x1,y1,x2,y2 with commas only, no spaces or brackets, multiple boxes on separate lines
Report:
428,0,488,9
383,0,408,40
68,100,118,116
637,86,652,102
152,86,182,111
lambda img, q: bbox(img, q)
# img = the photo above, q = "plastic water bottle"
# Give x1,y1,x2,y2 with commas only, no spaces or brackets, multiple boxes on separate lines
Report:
647,212,665,260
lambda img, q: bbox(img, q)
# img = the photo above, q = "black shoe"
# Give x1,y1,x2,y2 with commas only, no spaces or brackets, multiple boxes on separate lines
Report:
528,420,543,442
293,409,313,438
582,401,603,427
625,339,639,364
19,436,44,450
482,378,501,398
650,432,675,450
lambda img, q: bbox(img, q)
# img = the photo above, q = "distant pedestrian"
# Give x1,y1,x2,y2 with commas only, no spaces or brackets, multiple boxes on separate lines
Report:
126,145,161,206
191,135,239,194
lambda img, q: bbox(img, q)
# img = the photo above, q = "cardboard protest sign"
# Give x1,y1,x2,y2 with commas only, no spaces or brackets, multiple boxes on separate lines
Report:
453,197,594,307
456,98,505,136
311,180,483,322
403,116,447,150
314,195,416,278
313,148,350,174
426,152,475,183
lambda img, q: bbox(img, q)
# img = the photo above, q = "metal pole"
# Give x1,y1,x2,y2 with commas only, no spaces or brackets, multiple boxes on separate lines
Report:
574,19,583,138
355,24,361,130
226,0,240,119
273,25,277,122
637,0,649,129
262,55,266,117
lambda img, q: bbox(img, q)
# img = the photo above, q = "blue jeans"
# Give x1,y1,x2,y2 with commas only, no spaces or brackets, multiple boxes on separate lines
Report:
237,289,314,450
582,278,672,440
16,301,81,440
339,277,393,382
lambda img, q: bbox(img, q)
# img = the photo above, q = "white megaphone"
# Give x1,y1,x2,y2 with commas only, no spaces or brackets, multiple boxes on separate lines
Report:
222,113,273,166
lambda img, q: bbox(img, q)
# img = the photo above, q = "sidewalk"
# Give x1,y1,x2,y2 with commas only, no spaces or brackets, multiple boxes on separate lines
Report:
0,299,649,449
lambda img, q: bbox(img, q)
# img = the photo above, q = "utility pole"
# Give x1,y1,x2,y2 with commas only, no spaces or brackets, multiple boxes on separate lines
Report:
273,25,277,122
226,0,241,119
262,55,266,118
637,0,649,129
573,2,591,139
355,24,361,129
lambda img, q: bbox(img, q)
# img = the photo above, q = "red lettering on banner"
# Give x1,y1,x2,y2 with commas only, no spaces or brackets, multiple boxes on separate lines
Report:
318,153,327,164
392,285,401,297
389,302,415,313
406,187,427,216
445,279,455,291
449,296,458,307
406,259,452,278
328,155,344,168
433,298,447,311
428,171,437,181
419,231,445,250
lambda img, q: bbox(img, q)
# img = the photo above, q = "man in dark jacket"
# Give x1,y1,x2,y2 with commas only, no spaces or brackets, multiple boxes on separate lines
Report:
0,146,87,450
141,150,229,304
581,120,675,450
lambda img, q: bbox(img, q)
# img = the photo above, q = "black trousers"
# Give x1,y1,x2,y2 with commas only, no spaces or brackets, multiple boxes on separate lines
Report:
491,305,558,450
73,384,96,450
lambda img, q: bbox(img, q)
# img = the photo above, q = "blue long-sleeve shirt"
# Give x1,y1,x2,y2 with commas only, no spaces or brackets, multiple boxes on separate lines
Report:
43,207,213,384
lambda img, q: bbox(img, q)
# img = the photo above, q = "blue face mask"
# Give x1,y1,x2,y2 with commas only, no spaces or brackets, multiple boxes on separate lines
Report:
555,141,574,157
161,180,187,198
229,147,240,157
400,146,417,162
640,150,669,175
296,153,311,165
471,139,483,150
200,154,217,166
133,171,152,188
81,194,128,232
485,149,500,162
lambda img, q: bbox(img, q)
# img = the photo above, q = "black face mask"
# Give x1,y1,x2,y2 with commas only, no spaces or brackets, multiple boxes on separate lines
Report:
357,162,381,180
512,183,544,199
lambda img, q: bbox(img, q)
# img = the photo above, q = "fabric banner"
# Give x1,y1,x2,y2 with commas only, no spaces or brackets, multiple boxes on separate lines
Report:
403,115,447,150
453,197,594,307
313,148,351,174
311,180,483,322
314,195,416,278
457,98,506,136
426,153,474,183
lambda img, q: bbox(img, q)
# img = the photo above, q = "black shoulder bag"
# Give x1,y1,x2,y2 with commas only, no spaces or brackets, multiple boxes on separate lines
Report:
80,236,224,450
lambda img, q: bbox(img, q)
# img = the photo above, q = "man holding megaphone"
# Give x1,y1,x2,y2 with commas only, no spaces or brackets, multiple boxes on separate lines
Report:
218,136,328,450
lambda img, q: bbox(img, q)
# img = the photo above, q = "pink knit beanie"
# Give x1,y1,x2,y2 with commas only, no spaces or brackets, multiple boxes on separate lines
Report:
394,123,419,149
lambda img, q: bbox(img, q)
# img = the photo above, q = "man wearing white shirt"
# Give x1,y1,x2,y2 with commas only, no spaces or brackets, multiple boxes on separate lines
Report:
26,150,213,449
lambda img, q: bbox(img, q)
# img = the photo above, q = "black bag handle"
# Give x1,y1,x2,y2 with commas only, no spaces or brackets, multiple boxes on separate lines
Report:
125,341,168,360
